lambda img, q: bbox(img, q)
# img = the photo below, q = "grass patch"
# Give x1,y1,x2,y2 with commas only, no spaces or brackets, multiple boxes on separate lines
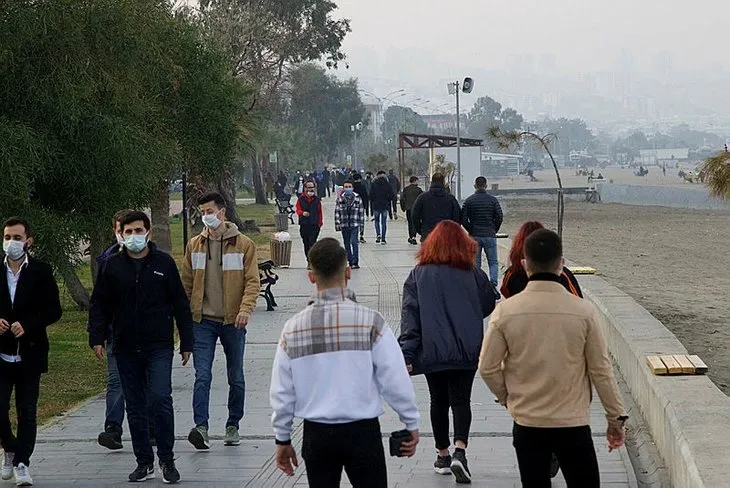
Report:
30,203,276,427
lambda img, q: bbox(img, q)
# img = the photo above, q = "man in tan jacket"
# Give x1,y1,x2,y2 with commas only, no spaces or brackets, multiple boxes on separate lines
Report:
479,229,627,487
182,192,260,450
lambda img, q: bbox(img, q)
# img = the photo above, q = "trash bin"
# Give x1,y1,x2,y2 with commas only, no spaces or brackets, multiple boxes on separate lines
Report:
274,212,289,232
270,236,292,268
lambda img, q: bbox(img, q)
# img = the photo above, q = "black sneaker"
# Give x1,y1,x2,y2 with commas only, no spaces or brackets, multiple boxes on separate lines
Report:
451,449,472,484
381,240,387,245
98,424,123,450
128,464,155,482
376,235,381,243
160,461,181,484
550,453,560,478
352,264,360,270
359,236,366,244
433,454,452,475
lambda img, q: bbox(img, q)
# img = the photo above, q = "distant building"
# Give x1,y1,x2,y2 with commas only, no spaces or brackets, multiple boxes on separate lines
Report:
638,148,689,166
422,114,456,133
364,103,384,142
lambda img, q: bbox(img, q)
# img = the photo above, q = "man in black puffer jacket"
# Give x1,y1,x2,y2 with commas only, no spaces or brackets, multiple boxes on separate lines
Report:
411,173,461,242
461,176,503,285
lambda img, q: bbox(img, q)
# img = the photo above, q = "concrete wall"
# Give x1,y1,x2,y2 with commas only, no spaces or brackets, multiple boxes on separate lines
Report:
496,240,730,488
596,183,730,211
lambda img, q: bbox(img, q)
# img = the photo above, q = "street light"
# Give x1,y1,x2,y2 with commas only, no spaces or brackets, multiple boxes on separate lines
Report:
350,121,364,168
447,77,474,201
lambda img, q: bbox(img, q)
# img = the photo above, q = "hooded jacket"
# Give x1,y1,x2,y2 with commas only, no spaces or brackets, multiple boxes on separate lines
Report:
370,174,395,211
411,181,461,239
182,222,261,324
400,183,423,212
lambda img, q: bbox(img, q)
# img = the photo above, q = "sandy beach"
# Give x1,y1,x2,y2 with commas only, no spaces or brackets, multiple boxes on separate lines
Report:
500,199,730,394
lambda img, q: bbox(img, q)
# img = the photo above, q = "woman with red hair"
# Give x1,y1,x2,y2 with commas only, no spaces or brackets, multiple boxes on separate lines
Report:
501,221,582,299
399,220,496,484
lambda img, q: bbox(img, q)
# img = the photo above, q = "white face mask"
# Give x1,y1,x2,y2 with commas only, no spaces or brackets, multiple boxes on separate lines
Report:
202,213,222,229
3,240,25,261
115,234,125,246
124,233,148,254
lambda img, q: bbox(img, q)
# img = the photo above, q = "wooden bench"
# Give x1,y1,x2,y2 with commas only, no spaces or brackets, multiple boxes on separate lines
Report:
258,260,279,311
275,197,295,224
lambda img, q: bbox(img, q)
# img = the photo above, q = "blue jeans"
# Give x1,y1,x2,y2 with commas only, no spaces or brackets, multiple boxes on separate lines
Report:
192,320,246,430
116,348,175,464
341,228,360,266
373,210,388,240
475,236,499,285
105,337,155,435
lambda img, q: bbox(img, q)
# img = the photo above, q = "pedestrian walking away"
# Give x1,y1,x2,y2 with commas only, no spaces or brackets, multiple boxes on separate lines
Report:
501,221,582,299
411,173,461,242
479,229,627,488
399,221,496,484
295,181,323,267
182,192,261,451
387,169,401,220
400,176,423,245
91,210,156,452
0,217,62,487
369,171,394,244
461,176,503,285
88,211,193,484
334,180,365,269
270,238,419,488
352,173,369,243
364,172,374,219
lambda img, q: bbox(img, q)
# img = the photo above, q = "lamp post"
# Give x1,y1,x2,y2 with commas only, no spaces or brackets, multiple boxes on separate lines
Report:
447,77,473,201
350,121,363,169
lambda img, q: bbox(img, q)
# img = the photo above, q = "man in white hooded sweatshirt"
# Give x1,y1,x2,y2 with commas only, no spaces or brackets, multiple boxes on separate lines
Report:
269,238,419,487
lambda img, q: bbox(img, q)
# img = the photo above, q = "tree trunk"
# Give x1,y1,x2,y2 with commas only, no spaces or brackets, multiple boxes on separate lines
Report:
216,170,260,233
89,235,108,284
151,179,173,254
60,266,90,310
251,154,268,205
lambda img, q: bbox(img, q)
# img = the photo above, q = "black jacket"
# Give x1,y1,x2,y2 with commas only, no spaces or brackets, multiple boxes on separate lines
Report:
353,180,369,205
370,175,395,211
388,174,401,193
0,257,62,375
88,242,194,354
400,184,423,212
399,264,496,374
411,182,461,239
461,189,503,237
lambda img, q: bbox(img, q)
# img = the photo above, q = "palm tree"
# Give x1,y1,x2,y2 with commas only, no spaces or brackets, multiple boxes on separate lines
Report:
701,150,730,200
488,127,565,238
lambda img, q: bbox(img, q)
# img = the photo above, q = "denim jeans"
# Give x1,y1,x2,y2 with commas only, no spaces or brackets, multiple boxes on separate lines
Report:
475,236,499,284
192,320,247,430
341,228,360,266
105,337,155,435
373,210,388,240
116,348,175,465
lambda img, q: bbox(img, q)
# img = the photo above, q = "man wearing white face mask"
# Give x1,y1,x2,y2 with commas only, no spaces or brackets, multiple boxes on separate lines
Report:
89,211,194,484
182,192,260,451
0,217,62,487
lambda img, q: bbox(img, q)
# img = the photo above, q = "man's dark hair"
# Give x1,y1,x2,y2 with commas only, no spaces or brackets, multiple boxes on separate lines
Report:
524,229,563,273
308,238,347,279
3,217,31,237
352,173,362,181
120,211,151,232
198,192,226,208
389,169,394,174
409,176,419,183
475,176,487,188
343,179,354,186
431,173,445,184
113,209,133,224
376,170,386,176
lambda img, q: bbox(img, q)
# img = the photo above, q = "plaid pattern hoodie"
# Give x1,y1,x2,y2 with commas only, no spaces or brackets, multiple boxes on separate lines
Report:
334,192,365,231
269,288,419,442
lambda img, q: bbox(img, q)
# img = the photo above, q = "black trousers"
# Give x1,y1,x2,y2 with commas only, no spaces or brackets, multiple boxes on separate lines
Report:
425,369,475,450
405,210,416,239
302,418,387,488
300,225,320,262
362,197,370,218
391,197,398,216
0,361,41,466
513,423,599,487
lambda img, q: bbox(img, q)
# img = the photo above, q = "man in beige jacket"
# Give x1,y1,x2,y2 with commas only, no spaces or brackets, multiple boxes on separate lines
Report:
182,192,260,450
479,229,627,487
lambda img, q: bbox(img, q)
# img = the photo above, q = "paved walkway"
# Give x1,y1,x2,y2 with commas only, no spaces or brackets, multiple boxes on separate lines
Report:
29,201,637,487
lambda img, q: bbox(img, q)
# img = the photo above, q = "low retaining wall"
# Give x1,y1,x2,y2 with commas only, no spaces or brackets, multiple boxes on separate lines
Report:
496,240,730,487
596,183,730,211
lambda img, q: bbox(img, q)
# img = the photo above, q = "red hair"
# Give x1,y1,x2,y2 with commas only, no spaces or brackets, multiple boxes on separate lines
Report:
417,220,476,271
508,221,545,272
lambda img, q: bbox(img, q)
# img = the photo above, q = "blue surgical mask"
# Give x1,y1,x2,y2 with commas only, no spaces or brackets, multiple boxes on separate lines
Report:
124,233,148,253
344,188,354,195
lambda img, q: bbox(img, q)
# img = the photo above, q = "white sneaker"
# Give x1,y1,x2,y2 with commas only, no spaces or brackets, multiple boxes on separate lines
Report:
13,463,32,486
1,452,13,480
